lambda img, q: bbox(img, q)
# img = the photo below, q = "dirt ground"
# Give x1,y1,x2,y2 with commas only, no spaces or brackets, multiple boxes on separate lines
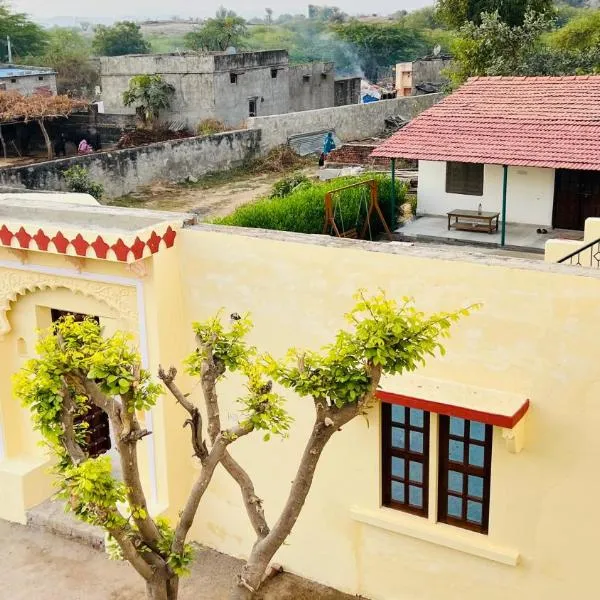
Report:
0,520,359,600
107,172,297,220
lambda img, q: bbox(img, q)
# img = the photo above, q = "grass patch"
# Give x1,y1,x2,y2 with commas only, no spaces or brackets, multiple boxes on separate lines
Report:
213,173,406,235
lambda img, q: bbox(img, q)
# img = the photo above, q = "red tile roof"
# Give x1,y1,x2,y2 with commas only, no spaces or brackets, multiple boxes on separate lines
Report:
372,76,600,170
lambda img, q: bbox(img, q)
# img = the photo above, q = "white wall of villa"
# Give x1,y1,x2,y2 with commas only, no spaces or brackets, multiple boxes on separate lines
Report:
417,160,556,226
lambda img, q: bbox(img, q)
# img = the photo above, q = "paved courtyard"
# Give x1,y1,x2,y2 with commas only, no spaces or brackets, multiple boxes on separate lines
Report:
0,520,360,600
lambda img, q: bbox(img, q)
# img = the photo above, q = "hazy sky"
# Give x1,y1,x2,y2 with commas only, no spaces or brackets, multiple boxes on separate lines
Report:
10,0,432,21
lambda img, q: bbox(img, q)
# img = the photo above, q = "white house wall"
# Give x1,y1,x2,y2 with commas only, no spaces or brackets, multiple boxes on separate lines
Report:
417,161,555,226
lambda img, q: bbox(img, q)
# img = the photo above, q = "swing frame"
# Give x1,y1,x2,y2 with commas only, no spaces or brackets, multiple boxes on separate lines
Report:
323,179,393,241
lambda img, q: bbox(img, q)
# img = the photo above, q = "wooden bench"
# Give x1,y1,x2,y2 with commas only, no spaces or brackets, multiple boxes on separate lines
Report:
447,209,500,234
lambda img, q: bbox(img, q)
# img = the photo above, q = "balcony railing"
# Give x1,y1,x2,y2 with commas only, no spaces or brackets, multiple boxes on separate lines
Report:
558,237,600,268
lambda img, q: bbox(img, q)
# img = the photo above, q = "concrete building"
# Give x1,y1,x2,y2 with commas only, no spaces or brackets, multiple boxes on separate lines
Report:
0,191,599,600
334,76,361,106
0,64,57,96
374,76,600,238
395,56,451,96
100,51,353,128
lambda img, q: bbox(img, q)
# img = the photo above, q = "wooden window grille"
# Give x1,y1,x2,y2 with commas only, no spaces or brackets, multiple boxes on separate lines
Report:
445,161,484,196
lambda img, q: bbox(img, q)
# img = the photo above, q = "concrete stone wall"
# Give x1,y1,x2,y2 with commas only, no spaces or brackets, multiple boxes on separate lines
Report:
334,77,361,106
288,62,335,112
248,93,443,150
412,58,452,94
0,73,57,96
0,129,261,198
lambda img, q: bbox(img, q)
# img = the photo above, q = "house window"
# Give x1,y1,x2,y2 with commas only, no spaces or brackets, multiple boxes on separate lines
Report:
230,73,238,84
445,161,484,196
303,75,311,83
321,73,327,80
271,68,278,78
438,416,493,533
38,76,44,81
381,403,430,517
10,78,16,83
248,98,257,117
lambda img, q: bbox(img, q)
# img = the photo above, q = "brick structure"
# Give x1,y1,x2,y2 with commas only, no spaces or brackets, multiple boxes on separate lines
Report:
328,142,416,168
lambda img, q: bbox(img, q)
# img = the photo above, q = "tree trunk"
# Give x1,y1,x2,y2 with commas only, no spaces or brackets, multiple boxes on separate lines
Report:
37,118,53,160
145,574,179,600
0,124,7,160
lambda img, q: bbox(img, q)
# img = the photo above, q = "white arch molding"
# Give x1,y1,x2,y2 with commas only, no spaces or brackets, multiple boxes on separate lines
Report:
0,259,158,506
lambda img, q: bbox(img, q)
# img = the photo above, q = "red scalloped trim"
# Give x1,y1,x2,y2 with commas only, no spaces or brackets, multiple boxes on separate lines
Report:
0,226,177,262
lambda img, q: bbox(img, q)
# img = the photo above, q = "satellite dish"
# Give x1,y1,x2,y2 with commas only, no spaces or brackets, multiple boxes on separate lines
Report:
433,45,442,57
225,46,237,55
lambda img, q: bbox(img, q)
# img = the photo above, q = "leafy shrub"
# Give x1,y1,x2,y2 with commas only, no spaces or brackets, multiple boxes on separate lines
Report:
196,118,227,136
214,173,406,235
269,172,310,198
63,165,104,200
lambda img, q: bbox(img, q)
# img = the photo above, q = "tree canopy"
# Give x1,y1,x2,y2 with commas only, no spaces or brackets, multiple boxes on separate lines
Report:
0,4,47,61
184,8,248,51
436,0,554,28
547,8,600,51
92,21,150,56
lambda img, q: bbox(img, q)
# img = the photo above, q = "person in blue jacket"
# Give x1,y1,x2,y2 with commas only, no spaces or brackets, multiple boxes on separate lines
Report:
319,131,336,166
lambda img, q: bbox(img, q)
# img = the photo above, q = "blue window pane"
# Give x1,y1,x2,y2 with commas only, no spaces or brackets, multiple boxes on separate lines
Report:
409,408,424,427
409,485,423,507
391,457,405,479
448,495,462,518
409,461,423,483
470,421,486,441
449,417,465,436
468,475,484,499
391,405,405,423
392,427,405,449
469,444,485,467
467,500,483,524
391,481,405,503
409,431,424,453
448,470,463,493
449,440,464,462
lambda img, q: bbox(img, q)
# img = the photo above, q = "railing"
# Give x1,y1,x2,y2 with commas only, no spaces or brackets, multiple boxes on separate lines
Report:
558,237,600,268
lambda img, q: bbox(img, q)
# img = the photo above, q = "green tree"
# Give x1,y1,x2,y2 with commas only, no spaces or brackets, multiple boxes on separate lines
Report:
92,21,150,56
184,7,248,51
16,291,473,600
122,74,175,128
22,28,98,97
448,10,550,85
0,4,47,61
547,8,600,51
436,0,553,28
332,20,429,80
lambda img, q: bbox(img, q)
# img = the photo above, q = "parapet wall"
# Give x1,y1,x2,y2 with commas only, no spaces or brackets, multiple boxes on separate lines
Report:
248,93,442,150
0,129,261,198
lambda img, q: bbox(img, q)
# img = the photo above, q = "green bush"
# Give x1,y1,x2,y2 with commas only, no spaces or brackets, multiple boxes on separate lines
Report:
269,172,310,199
213,173,406,236
63,166,104,200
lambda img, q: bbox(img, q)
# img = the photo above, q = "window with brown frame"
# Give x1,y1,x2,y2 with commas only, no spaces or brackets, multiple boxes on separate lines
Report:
437,416,492,534
381,403,430,517
445,161,484,196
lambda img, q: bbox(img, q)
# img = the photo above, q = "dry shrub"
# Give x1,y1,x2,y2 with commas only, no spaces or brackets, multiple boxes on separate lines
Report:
249,145,315,174
196,118,227,136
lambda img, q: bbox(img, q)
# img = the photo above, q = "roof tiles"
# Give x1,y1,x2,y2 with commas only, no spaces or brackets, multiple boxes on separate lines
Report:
372,76,600,170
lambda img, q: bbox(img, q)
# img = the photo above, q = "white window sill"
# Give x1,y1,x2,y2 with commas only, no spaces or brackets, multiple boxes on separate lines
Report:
350,506,519,566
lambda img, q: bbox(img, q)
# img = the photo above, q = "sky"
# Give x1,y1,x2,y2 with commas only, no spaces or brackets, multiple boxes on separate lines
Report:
10,0,432,22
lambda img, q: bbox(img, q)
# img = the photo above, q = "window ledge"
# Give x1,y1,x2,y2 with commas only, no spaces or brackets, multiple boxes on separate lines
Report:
350,506,519,566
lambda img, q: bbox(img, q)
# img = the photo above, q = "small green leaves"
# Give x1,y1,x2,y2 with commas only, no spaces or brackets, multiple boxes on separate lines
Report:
185,311,254,376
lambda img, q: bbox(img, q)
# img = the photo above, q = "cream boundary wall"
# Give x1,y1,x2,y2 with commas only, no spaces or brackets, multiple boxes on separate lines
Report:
171,227,600,600
545,217,600,263
418,160,555,226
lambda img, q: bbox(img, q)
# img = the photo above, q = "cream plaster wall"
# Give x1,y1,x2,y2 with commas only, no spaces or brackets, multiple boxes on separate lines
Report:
168,227,600,600
418,161,556,226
